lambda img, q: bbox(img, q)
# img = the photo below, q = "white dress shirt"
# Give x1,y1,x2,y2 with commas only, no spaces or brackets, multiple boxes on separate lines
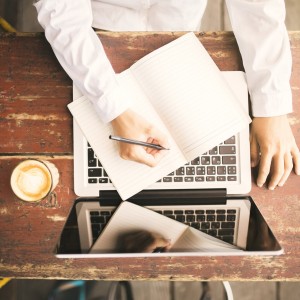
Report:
34,0,292,123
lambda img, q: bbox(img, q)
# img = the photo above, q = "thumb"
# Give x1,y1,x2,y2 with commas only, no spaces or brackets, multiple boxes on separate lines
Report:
148,127,170,150
250,137,260,167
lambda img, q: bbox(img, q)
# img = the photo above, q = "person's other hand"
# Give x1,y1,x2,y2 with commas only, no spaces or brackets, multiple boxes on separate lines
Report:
250,115,300,190
111,109,169,167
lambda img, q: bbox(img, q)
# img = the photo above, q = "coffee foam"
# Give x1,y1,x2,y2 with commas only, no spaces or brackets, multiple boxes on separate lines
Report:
11,160,52,201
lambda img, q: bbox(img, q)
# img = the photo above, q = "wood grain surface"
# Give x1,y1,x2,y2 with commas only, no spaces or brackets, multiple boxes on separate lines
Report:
0,32,299,280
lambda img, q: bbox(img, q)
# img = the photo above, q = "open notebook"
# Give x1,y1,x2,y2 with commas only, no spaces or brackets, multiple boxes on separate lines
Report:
68,32,251,200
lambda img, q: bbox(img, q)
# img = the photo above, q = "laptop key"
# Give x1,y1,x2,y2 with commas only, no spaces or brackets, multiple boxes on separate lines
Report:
99,178,109,183
219,229,234,236
191,157,200,165
176,215,185,222
88,168,102,177
217,215,226,222
227,215,236,221
186,215,195,222
196,167,205,175
224,136,236,144
88,158,97,167
191,223,200,229
201,156,210,165
211,222,220,229
222,156,236,164
186,167,195,175
196,215,205,222
201,222,210,229
176,167,185,175
88,178,97,184
174,177,183,182
209,146,218,155
90,216,105,224
221,236,234,244
217,166,226,174
195,176,205,182
163,177,172,182
207,166,216,175
212,156,221,165
219,146,236,154
208,229,218,237
184,177,194,182
227,166,237,174
221,222,235,229
207,215,216,221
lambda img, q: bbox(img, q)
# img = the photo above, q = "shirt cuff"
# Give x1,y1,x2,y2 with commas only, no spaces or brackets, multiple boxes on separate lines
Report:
250,89,293,117
92,83,132,123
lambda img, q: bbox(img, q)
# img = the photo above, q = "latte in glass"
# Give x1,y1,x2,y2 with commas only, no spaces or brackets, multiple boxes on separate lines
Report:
10,159,59,202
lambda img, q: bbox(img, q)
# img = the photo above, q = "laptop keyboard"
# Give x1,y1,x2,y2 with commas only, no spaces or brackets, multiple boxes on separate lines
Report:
89,207,237,245
87,135,238,185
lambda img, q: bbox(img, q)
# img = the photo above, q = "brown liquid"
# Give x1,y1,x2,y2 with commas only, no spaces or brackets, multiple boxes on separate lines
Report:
11,160,52,201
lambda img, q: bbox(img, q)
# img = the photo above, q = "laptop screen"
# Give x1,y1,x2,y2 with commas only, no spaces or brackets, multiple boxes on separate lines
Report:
54,196,282,257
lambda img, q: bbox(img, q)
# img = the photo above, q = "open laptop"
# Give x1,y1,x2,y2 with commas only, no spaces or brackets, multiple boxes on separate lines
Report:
54,71,283,257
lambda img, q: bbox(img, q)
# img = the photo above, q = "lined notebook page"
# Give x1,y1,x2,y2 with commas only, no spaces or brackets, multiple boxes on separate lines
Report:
68,73,186,200
130,32,251,161
90,201,187,253
171,227,241,252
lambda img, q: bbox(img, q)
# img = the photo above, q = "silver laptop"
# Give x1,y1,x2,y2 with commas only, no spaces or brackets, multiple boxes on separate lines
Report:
55,72,282,257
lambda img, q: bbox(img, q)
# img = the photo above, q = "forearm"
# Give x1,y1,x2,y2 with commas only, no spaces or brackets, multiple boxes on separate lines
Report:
226,0,292,117
34,0,131,122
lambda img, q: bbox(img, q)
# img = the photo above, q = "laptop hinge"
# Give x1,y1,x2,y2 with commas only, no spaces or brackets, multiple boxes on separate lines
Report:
99,189,227,206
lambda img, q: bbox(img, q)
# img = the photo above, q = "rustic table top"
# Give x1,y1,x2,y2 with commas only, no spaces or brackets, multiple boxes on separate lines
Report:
0,32,299,280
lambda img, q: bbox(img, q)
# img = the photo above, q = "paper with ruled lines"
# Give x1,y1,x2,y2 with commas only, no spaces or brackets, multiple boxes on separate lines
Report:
68,32,250,200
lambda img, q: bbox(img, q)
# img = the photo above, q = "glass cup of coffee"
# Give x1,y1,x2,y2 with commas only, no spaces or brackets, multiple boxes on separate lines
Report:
10,159,59,202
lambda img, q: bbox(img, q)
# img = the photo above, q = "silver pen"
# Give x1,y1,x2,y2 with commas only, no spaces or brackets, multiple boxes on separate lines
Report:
109,135,170,150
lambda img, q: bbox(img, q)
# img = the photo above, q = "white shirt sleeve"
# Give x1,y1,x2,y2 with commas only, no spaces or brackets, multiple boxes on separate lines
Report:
34,0,131,123
226,0,293,117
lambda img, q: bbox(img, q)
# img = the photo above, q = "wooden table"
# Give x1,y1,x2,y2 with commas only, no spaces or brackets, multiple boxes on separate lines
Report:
0,32,299,281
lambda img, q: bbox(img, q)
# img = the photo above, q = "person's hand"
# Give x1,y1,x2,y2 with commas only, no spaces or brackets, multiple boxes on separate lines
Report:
111,109,169,167
250,115,300,190
117,230,171,253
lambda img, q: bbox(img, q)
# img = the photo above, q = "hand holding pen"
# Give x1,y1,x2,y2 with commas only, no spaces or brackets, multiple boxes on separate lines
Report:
110,109,170,167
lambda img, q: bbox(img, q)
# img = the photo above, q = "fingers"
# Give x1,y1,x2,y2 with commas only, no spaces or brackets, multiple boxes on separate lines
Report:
268,153,285,190
250,137,260,167
277,153,293,187
120,146,160,167
120,135,169,167
292,145,300,175
257,152,272,188
251,116,300,190
258,149,299,190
